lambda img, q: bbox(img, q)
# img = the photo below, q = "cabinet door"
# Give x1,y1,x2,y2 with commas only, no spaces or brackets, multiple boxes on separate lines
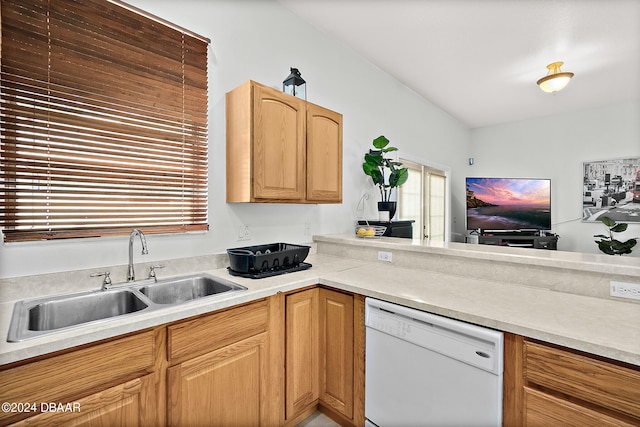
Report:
167,332,269,427
0,330,157,426
319,288,354,419
285,288,320,421
9,374,157,427
306,104,342,203
253,84,306,201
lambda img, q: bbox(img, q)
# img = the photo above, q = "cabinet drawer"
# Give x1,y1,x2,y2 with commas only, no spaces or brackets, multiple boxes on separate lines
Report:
168,299,268,362
524,340,640,419
524,387,635,427
0,330,156,425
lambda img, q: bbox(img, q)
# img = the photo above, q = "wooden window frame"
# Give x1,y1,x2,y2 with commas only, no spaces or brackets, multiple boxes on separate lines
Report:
0,0,209,242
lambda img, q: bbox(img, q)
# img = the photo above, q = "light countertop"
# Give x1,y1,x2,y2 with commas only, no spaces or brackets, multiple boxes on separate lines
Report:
314,234,640,276
1,237,639,367
321,262,640,366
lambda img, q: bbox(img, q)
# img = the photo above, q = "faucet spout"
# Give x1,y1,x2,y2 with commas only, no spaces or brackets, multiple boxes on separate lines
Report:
127,228,148,282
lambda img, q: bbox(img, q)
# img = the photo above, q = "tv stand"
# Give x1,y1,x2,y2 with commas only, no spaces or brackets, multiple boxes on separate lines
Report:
478,232,558,250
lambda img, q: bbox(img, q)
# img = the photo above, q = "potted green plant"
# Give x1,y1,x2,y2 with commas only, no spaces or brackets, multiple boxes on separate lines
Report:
594,216,637,255
362,135,408,220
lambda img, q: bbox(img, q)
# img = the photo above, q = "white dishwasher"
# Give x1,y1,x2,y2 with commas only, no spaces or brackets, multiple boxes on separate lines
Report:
365,298,503,427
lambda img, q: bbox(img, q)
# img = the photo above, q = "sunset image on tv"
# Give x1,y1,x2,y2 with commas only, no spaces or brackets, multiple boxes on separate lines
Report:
466,178,551,231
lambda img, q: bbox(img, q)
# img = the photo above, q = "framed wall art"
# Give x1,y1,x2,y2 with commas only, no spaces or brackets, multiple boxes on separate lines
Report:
582,157,640,222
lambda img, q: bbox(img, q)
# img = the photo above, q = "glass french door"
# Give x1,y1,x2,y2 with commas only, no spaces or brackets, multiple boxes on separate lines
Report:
399,160,447,241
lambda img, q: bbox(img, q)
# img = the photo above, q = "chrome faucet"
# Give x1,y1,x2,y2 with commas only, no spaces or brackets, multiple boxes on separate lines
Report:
127,228,148,282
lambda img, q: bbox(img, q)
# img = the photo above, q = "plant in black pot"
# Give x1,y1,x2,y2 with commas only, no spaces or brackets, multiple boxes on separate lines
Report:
594,216,637,255
362,135,408,221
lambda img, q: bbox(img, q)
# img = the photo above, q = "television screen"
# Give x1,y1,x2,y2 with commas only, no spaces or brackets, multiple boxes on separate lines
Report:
466,177,551,231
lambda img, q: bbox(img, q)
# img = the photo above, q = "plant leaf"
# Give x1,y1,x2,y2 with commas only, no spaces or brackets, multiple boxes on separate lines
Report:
382,146,398,153
388,170,399,187
362,162,379,177
362,164,383,185
611,223,628,233
389,168,409,187
619,239,637,250
372,135,389,149
599,216,615,227
597,240,615,255
597,237,638,255
395,168,408,187
364,153,382,165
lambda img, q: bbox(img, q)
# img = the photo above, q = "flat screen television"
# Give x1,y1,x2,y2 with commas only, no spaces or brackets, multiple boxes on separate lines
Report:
466,177,551,231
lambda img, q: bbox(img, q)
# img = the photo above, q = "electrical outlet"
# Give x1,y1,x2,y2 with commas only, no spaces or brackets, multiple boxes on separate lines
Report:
610,281,640,301
237,225,251,241
378,251,392,262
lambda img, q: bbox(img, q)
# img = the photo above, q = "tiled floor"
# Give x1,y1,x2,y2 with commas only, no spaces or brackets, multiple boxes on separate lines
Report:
296,412,340,427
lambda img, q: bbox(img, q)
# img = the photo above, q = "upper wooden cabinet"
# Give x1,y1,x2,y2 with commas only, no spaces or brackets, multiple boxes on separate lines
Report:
306,104,342,203
226,80,342,203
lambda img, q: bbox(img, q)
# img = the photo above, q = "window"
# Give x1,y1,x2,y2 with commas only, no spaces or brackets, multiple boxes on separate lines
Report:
0,0,209,242
399,159,448,241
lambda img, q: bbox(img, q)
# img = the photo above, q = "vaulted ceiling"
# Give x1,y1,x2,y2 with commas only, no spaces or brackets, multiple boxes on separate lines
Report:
279,0,640,128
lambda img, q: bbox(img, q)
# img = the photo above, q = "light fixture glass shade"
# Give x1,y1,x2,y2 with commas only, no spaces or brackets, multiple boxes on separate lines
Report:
537,62,574,93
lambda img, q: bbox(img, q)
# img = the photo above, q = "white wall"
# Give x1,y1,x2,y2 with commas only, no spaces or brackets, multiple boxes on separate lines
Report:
0,0,469,278
470,101,640,256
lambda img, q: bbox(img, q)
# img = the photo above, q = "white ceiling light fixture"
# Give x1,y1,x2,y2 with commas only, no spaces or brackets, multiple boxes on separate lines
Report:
537,61,574,93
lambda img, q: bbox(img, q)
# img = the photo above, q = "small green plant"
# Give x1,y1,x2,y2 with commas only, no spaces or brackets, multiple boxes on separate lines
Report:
594,216,637,255
362,135,408,202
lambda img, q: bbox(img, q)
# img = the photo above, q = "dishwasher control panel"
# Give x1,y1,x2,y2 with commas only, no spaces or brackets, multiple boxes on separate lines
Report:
366,308,412,339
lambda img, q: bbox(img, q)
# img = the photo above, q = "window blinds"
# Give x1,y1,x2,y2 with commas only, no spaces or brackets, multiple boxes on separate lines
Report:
0,0,209,242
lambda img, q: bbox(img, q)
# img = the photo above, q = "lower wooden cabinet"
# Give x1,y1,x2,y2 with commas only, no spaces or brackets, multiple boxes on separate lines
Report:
8,374,157,427
504,333,640,426
0,299,281,427
318,288,354,419
284,286,364,427
166,298,281,427
167,333,269,426
285,288,320,420
0,330,160,426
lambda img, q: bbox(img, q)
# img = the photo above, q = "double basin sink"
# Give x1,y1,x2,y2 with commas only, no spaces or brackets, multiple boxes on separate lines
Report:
8,274,246,342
